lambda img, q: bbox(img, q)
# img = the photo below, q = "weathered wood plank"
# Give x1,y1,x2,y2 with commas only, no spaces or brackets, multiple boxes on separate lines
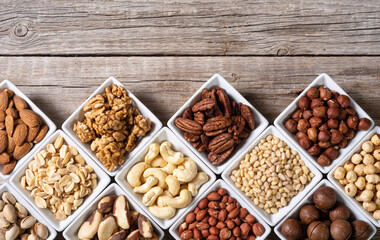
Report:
0,0,379,56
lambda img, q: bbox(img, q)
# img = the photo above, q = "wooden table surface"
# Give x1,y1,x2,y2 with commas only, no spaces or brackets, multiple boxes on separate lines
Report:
0,0,379,239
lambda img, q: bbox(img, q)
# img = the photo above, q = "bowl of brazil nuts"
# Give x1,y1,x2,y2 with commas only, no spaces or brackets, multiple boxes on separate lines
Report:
328,126,380,227
222,125,322,226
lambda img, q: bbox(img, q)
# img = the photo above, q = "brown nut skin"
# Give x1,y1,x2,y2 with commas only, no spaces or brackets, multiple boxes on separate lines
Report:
337,109,348,121
319,123,329,131
313,106,327,118
318,130,331,142
330,219,352,240
319,86,332,101
311,98,324,109
217,188,228,196
299,205,321,225
329,204,350,222
330,130,344,145
338,137,348,148
324,147,339,160
351,220,371,240
252,223,265,236
309,117,323,128
357,118,371,130
207,192,221,201
298,96,310,110
317,154,331,166
328,119,339,129
219,228,231,240
313,186,336,210
337,95,350,108
299,136,312,150
307,221,329,240
307,128,318,142
307,88,320,99
181,229,193,240
296,131,307,140
281,219,302,240
327,99,340,108
338,121,349,134
346,115,359,129
345,129,356,140
303,110,313,120
327,108,340,119
297,119,310,133
345,107,356,116
285,119,297,133
198,198,209,209
308,144,321,156
292,109,303,122
318,141,332,149
186,213,196,224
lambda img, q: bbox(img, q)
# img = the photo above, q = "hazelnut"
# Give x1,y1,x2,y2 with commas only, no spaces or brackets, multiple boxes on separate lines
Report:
292,109,303,122
297,119,310,133
371,134,380,145
303,110,313,120
299,205,320,225
311,98,324,109
318,130,331,142
327,119,339,129
319,86,332,101
331,90,340,99
345,129,356,140
327,108,340,119
299,136,312,150
333,167,346,180
309,117,323,128
347,115,359,129
318,141,332,149
317,154,331,166
296,131,307,139
357,118,371,131
281,219,302,240
330,219,352,240
361,141,374,153
351,220,371,240
307,128,318,142
325,147,339,160
338,137,348,148
337,95,350,108
329,204,350,221
307,88,320,99
313,186,336,210
345,107,356,116
298,96,310,110
337,109,348,120
338,121,349,134
285,119,297,133
319,123,329,131
331,130,344,145
307,221,329,240
343,161,355,172
313,106,327,118
308,144,321,156
327,99,340,108
344,183,357,197
252,223,264,237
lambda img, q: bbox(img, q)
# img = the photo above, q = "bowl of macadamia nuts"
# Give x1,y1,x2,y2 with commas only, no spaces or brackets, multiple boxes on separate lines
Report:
63,183,164,240
115,127,216,230
274,180,376,240
169,179,271,240
275,73,374,174
222,126,322,226
328,126,380,227
62,77,163,177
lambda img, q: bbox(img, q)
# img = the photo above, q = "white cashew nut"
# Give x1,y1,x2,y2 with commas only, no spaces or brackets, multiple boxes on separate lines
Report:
160,141,184,165
127,162,150,187
166,175,180,196
173,157,198,182
161,163,176,175
159,189,192,208
133,176,158,193
157,191,171,207
142,186,163,206
188,172,209,196
143,168,168,189
149,205,176,219
150,156,168,168
145,143,160,164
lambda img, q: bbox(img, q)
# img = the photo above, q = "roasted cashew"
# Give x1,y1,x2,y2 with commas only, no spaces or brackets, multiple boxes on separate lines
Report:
161,163,176,175
150,156,168,168
133,176,158,193
127,162,150,187
157,191,171,207
143,168,168,189
173,157,198,182
166,175,180,196
145,143,160,164
188,172,209,196
149,205,176,219
142,187,163,206
160,141,184,165
159,189,192,208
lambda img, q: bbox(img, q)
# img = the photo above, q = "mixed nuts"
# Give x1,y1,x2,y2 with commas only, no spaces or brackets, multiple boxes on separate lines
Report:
175,87,256,165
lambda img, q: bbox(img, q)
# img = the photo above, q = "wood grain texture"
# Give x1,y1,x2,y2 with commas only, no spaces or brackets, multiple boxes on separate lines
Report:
0,0,379,56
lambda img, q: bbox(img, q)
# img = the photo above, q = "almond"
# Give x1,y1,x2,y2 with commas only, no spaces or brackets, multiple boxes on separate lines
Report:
7,136,15,154
13,142,32,160
5,115,14,136
0,152,10,165
33,125,48,143
0,133,7,153
2,160,16,175
5,108,18,119
0,111,5,122
13,95,27,110
19,109,39,127
0,123,4,130
4,89,13,99
7,99,14,109
13,124,28,146
0,91,8,111
26,125,40,142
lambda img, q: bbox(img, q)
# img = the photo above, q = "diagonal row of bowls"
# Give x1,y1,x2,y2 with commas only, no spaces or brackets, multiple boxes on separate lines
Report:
0,73,376,239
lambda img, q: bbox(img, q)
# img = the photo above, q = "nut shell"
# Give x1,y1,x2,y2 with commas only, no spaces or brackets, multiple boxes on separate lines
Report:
330,219,352,240
313,186,336,210
329,204,350,221
299,205,320,225
281,219,302,240
307,221,329,240
351,220,371,240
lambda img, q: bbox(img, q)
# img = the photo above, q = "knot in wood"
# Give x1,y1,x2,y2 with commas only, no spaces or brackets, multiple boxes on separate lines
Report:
14,24,28,37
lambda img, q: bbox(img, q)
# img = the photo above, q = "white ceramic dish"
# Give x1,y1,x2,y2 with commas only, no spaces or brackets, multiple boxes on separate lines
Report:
63,183,164,240
167,74,269,174
328,126,380,227
62,76,163,176
274,73,375,174
274,179,377,240
9,130,111,231
169,179,272,240
0,80,56,179
0,183,57,240
222,125,323,226
115,127,216,229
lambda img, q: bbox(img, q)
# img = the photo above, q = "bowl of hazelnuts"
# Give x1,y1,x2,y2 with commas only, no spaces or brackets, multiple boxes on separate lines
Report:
274,180,376,240
275,73,374,174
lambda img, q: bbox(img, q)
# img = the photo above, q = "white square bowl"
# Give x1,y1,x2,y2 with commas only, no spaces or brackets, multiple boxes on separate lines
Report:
328,126,380,227
274,179,377,240
0,80,56,179
221,125,323,226
0,183,57,240
274,73,375,174
167,74,269,175
9,130,111,231
115,127,216,229
62,76,163,176
63,183,164,240
169,179,272,240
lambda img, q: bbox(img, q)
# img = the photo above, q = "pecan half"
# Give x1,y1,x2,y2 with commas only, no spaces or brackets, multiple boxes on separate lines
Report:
203,117,232,132
241,105,255,130
193,141,206,152
204,128,227,137
208,133,235,154
228,115,245,136
216,89,232,118
175,118,202,135
237,127,251,139
194,112,205,125
192,98,216,112
184,132,200,142
201,89,210,99
182,108,193,120
200,134,210,151
209,145,235,165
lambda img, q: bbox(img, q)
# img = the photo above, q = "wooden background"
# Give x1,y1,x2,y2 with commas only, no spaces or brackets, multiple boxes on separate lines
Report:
0,0,379,239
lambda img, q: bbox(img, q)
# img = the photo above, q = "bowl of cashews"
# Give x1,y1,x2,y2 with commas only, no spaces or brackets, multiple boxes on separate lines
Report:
115,127,216,229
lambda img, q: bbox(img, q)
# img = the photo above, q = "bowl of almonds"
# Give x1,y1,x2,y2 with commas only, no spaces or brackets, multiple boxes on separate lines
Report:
10,130,110,231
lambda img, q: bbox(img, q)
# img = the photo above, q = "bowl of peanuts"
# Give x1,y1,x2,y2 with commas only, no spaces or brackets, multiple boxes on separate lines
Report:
222,125,323,226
